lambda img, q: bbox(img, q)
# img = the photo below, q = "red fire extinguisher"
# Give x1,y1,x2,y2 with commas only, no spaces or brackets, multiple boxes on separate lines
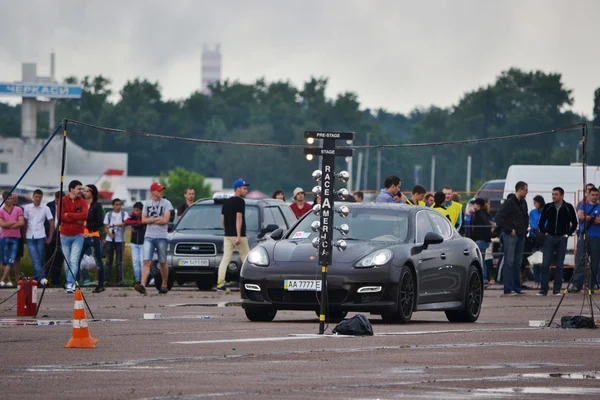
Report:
17,277,38,317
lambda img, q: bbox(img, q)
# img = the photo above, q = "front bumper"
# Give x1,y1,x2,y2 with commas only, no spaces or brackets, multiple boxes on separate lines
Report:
168,253,243,280
240,263,399,314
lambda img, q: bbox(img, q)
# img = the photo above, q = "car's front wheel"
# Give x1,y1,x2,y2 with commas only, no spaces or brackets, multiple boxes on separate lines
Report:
245,308,277,322
445,264,483,323
381,265,415,323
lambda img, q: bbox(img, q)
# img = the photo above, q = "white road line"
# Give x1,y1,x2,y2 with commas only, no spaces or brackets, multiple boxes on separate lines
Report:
172,336,329,344
172,327,540,345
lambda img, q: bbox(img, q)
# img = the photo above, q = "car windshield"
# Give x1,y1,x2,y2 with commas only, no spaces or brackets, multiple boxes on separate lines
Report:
288,207,410,242
477,181,505,201
176,204,260,232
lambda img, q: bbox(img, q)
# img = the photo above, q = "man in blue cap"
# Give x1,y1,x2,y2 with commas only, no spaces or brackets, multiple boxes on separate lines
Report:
216,179,250,290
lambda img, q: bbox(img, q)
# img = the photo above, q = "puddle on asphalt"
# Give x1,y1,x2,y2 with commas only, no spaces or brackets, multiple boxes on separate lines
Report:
520,372,600,380
169,302,241,308
474,387,600,395
387,362,576,374
0,318,127,327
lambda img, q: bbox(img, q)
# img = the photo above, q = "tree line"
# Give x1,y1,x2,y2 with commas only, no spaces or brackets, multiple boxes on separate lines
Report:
0,68,597,197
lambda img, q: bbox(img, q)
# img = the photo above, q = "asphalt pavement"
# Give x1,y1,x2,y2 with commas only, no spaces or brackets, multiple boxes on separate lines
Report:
0,284,599,399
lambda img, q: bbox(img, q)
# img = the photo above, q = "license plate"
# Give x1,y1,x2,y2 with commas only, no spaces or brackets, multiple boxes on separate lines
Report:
284,279,322,291
178,258,210,267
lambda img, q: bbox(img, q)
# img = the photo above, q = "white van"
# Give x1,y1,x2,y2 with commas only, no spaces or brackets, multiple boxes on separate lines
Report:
503,164,600,265
503,164,600,212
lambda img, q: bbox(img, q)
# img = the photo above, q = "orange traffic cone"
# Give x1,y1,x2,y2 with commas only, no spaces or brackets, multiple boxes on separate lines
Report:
65,288,99,348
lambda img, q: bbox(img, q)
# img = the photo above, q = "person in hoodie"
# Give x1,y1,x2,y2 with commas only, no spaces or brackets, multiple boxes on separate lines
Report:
79,184,106,293
537,186,578,296
59,180,88,293
125,202,146,285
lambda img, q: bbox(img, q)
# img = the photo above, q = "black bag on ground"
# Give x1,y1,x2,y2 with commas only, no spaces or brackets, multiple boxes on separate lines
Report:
332,314,374,336
560,315,597,329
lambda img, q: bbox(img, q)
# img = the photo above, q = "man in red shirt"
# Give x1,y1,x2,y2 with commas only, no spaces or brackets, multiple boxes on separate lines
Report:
59,180,88,293
289,187,311,219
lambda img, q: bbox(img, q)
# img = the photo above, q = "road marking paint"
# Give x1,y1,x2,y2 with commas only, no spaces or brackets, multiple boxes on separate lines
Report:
172,336,328,344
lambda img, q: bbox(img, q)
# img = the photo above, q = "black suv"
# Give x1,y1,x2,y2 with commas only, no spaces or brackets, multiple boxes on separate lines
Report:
154,196,298,290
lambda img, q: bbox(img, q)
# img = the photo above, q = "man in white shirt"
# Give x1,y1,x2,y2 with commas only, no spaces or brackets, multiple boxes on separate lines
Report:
103,198,129,286
23,189,54,283
135,182,173,295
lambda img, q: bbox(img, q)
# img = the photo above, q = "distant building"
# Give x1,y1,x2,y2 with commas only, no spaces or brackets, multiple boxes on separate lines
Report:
201,44,222,95
0,136,223,205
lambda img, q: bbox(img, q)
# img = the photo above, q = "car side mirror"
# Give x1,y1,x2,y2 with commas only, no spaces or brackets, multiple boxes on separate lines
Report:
258,224,279,239
423,231,444,249
167,223,174,233
269,228,284,241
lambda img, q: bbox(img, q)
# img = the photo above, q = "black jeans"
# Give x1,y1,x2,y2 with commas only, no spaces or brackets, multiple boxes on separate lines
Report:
105,241,124,283
80,237,105,288
44,239,64,286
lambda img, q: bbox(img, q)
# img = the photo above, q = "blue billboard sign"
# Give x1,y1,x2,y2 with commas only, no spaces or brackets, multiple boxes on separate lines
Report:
0,82,82,99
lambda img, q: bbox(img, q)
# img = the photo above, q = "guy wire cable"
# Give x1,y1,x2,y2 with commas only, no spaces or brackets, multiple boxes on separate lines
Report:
0,123,63,209
67,119,584,150
547,124,594,326
56,119,95,319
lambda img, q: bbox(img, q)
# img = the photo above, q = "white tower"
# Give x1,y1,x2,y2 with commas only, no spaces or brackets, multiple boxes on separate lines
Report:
201,44,222,95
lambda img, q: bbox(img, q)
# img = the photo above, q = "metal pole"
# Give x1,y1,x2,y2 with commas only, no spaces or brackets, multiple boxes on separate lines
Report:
318,139,336,335
355,152,363,191
430,153,436,191
346,157,353,193
376,149,382,194
364,132,370,190
466,154,472,193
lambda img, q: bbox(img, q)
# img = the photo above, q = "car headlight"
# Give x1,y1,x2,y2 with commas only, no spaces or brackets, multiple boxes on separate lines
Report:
355,249,393,268
247,246,269,267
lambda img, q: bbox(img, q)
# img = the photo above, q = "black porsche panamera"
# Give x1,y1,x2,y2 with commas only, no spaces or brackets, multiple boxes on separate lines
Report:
239,203,484,323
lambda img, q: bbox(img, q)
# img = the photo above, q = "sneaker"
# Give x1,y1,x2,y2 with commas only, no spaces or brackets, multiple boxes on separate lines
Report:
0,281,5,287
568,286,581,293
148,278,155,286
158,287,168,294
553,290,562,296
509,291,520,296
134,283,146,295
117,280,129,287
92,286,105,293
66,286,74,294
536,291,547,296
82,279,94,287
5,282,13,288
216,282,227,291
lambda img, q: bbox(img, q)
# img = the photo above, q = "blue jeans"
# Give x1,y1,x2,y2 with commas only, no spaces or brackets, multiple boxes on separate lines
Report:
61,235,84,287
80,237,105,288
541,235,568,293
2,237,19,267
476,240,490,281
131,243,144,282
501,233,525,294
143,238,168,263
27,238,46,281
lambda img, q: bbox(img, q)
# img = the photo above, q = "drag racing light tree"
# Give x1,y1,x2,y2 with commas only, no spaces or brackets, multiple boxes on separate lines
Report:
304,130,354,335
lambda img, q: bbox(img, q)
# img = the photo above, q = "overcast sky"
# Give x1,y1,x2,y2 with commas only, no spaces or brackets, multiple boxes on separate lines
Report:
0,0,598,118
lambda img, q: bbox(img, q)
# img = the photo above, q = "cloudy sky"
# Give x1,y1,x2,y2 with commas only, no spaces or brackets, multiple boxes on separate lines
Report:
0,0,598,117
